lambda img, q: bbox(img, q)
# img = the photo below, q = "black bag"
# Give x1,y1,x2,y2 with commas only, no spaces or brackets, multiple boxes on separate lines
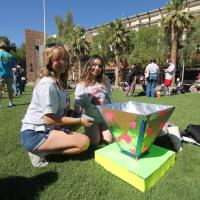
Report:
182,124,200,143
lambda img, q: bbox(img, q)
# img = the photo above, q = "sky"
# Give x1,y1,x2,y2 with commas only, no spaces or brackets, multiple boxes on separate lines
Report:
0,0,168,47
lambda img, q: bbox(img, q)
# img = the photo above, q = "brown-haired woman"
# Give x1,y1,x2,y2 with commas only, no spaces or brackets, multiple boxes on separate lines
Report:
74,55,113,145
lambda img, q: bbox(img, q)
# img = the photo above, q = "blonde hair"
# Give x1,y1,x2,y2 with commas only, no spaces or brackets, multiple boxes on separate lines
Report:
80,55,105,85
38,45,70,89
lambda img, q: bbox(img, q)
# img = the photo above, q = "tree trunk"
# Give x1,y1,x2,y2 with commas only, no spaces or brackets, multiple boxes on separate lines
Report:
78,59,81,79
181,59,185,82
170,26,178,84
114,54,120,87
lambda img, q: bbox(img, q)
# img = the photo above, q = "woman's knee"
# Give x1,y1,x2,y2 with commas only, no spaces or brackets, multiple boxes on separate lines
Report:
79,135,90,151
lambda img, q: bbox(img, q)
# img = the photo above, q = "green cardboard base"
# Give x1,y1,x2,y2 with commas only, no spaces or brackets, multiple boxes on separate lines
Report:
95,143,176,192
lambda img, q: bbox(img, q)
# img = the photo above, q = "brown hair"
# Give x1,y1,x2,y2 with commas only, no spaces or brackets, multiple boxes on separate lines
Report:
80,55,105,85
38,45,70,89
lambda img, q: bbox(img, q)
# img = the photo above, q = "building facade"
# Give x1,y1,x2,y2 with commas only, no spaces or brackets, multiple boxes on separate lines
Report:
85,0,200,41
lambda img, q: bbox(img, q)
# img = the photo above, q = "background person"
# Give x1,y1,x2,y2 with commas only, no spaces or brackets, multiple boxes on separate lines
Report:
145,59,159,97
15,65,24,95
0,40,16,107
12,66,17,96
13,65,24,95
174,77,182,94
125,64,138,96
189,73,200,93
20,44,92,168
164,59,175,96
138,65,146,93
74,55,113,145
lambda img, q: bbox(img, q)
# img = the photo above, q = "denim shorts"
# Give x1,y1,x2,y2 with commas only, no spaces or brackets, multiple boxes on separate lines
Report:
20,129,52,152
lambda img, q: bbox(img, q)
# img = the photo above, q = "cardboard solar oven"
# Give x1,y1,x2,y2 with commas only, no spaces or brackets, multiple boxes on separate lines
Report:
95,101,176,192
97,101,175,159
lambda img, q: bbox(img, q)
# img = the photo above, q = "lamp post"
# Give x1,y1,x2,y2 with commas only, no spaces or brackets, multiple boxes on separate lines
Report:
181,32,187,83
43,0,46,46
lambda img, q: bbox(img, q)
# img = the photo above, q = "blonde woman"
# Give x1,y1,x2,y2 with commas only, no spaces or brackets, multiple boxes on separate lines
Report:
20,44,92,167
74,55,113,145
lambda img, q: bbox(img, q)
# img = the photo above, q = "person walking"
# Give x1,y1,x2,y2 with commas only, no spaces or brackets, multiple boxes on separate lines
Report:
145,59,159,97
20,44,93,167
0,40,16,107
125,64,138,96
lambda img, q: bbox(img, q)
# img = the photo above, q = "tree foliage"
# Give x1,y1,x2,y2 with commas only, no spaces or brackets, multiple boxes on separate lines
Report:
127,26,169,68
55,11,75,47
90,26,114,62
161,0,193,66
108,19,130,86
71,26,89,78
12,43,26,68
186,17,200,66
0,36,16,52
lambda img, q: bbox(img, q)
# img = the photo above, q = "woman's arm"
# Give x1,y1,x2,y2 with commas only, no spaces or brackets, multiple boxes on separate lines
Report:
44,113,93,128
74,83,87,114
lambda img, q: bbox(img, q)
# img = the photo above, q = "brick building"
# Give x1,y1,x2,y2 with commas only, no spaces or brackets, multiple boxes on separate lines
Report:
25,29,44,83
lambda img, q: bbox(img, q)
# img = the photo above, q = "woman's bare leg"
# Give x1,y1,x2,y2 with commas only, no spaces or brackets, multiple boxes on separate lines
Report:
37,130,90,154
85,122,101,145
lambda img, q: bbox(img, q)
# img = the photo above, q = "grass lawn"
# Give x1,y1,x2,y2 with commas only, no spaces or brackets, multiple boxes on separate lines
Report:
0,87,200,200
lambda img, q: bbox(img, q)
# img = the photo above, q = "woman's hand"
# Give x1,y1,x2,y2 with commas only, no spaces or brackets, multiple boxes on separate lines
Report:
80,117,93,128
91,96,103,105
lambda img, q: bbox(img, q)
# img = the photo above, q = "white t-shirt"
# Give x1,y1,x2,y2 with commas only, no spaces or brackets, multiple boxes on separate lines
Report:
146,62,159,74
74,82,112,123
165,63,175,80
21,77,70,131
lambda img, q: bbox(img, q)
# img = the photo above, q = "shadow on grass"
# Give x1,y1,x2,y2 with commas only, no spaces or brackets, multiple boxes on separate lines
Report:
0,171,58,200
14,102,30,106
13,93,32,97
48,144,106,163
123,91,146,98
154,135,177,152
136,91,146,97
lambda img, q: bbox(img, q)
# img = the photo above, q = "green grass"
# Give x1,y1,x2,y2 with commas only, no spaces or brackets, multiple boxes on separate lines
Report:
0,87,200,200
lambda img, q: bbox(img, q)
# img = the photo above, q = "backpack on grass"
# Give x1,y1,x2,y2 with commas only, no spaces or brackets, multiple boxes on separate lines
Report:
181,124,200,144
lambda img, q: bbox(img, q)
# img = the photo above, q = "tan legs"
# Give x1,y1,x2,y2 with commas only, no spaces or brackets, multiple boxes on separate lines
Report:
37,130,90,154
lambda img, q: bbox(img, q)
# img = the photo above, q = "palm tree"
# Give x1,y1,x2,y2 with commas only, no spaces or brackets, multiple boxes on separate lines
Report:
71,26,89,79
109,19,130,87
161,0,193,68
55,16,64,39
55,11,75,45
